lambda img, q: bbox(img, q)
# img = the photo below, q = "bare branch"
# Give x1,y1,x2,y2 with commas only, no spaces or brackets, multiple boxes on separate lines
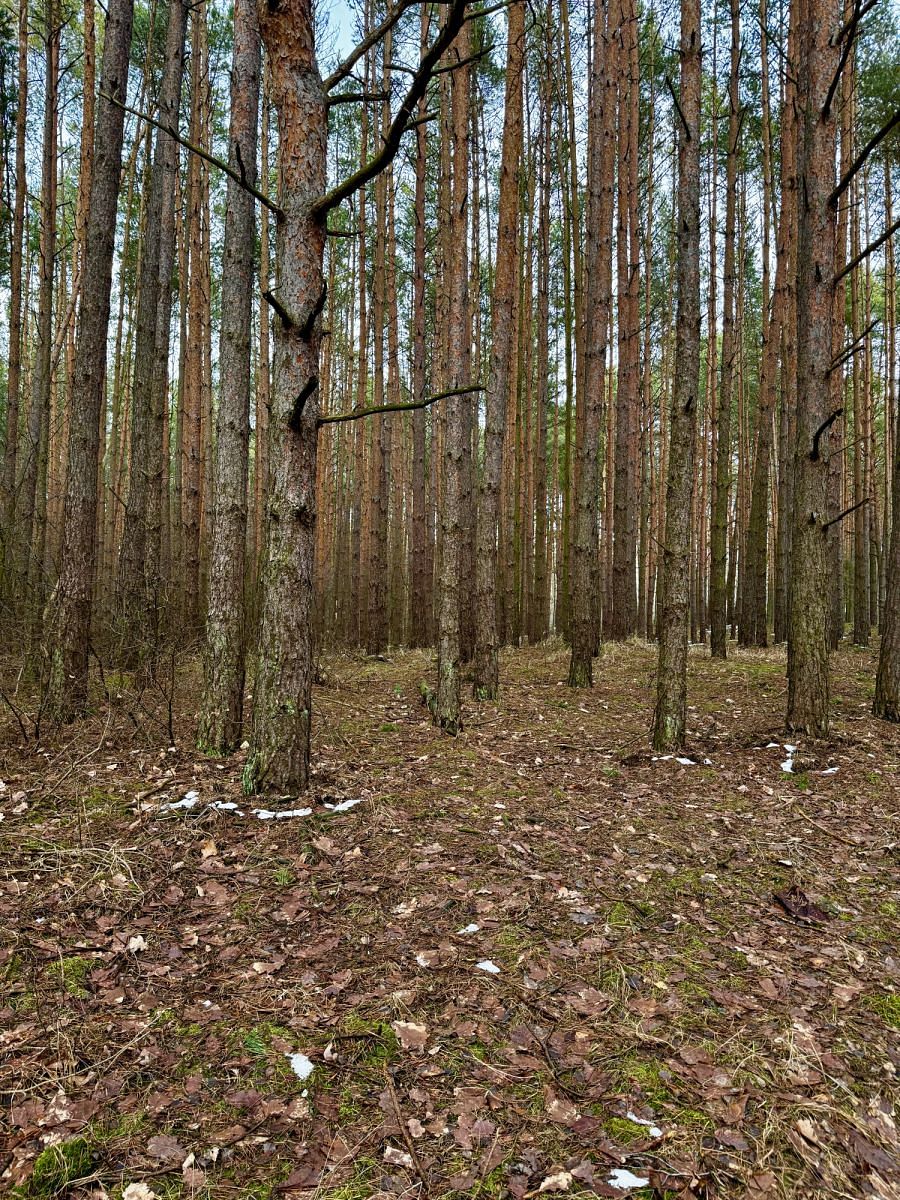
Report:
828,318,879,375
313,0,468,221
829,107,900,207
327,90,390,107
318,384,483,428
834,215,900,285
810,408,843,460
665,74,691,141
823,0,864,118
324,0,417,92
822,496,871,531
100,91,283,219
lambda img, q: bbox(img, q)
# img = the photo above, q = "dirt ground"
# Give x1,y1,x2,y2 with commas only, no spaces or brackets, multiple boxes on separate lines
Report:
2,640,899,1200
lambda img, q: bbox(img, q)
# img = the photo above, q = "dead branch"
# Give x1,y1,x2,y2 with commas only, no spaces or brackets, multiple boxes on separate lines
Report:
318,384,483,428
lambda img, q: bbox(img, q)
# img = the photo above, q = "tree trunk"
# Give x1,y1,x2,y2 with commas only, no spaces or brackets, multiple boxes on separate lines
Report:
569,0,615,686
116,0,187,663
786,0,839,736
652,0,701,751
473,0,523,697
198,0,260,752
710,0,740,658
435,21,471,733
43,0,134,719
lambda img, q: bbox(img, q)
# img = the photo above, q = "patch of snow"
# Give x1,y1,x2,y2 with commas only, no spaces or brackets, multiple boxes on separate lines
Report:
821,766,839,775
676,757,696,766
766,742,780,749
252,807,313,820
415,952,431,967
457,923,480,934
781,744,797,773
626,1111,662,1138
607,1168,650,1190
475,959,501,974
323,796,364,812
163,790,200,811
285,1051,315,1080
209,801,244,814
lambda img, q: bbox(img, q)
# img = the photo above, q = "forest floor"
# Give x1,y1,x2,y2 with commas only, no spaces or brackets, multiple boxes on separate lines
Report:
1,640,899,1200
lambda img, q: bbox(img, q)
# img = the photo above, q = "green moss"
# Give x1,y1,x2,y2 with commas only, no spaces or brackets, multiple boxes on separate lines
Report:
319,1156,380,1199
52,957,92,999
338,1013,399,1066
22,1139,93,1196
606,1116,649,1144
606,901,638,929
868,992,900,1029
793,772,811,791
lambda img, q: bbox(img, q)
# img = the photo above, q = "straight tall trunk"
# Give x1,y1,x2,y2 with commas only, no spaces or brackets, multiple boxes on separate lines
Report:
786,0,839,736
198,0,260,752
43,0,134,717
653,0,701,751
569,0,615,686
473,0,523,697
116,0,188,662
710,0,740,658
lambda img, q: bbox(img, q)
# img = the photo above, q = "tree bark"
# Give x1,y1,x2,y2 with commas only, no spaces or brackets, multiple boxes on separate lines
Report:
198,0,260,752
786,0,840,736
652,0,701,751
43,0,135,719
435,21,470,733
569,0,615,686
710,0,740,658
116,0,188,663
244,0,326,793
473,0,523,698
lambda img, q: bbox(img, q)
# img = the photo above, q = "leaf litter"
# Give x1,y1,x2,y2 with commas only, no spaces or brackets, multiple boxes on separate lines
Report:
1,641,898,1199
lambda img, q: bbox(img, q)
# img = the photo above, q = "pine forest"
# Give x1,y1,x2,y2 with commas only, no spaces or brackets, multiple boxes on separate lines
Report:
1,0,899,1195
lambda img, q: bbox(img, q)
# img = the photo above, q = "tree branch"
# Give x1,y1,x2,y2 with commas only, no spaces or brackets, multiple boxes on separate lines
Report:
665,74,691,141
810,408,843,461
822,0,864,118
313,0,468,221
324,0,418,92
101,91,283,219
318,384,483,428
829,107,900,208
263,289,298,329
821,496,871,531
828,318,879,375
834,215,900,285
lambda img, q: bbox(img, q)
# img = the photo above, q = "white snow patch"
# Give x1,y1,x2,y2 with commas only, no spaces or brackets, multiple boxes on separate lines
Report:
163,790,200,811
821,766,839,775
210,801,244,814
253,807,313,820
781,744,797,773
676,757,696,766
625,1111,662,1138
285,1052,315,1080
415,952,431,967
323,796,364,813
766,742,780,749
475,959,501,975
607,1168,650,1190
457,923,480,934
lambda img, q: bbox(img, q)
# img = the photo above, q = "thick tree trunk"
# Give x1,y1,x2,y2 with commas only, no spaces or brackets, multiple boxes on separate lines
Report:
244,0,326,793
436,22,470,733
198,0,260,753
786,0,839,736
43,0,135,719
652,0,701,751
473,0,523,698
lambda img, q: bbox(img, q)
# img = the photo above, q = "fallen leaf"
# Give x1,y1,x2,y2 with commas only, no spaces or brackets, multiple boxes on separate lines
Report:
774,886,829,924
392,1020,429,1050
146,1134,186,1163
